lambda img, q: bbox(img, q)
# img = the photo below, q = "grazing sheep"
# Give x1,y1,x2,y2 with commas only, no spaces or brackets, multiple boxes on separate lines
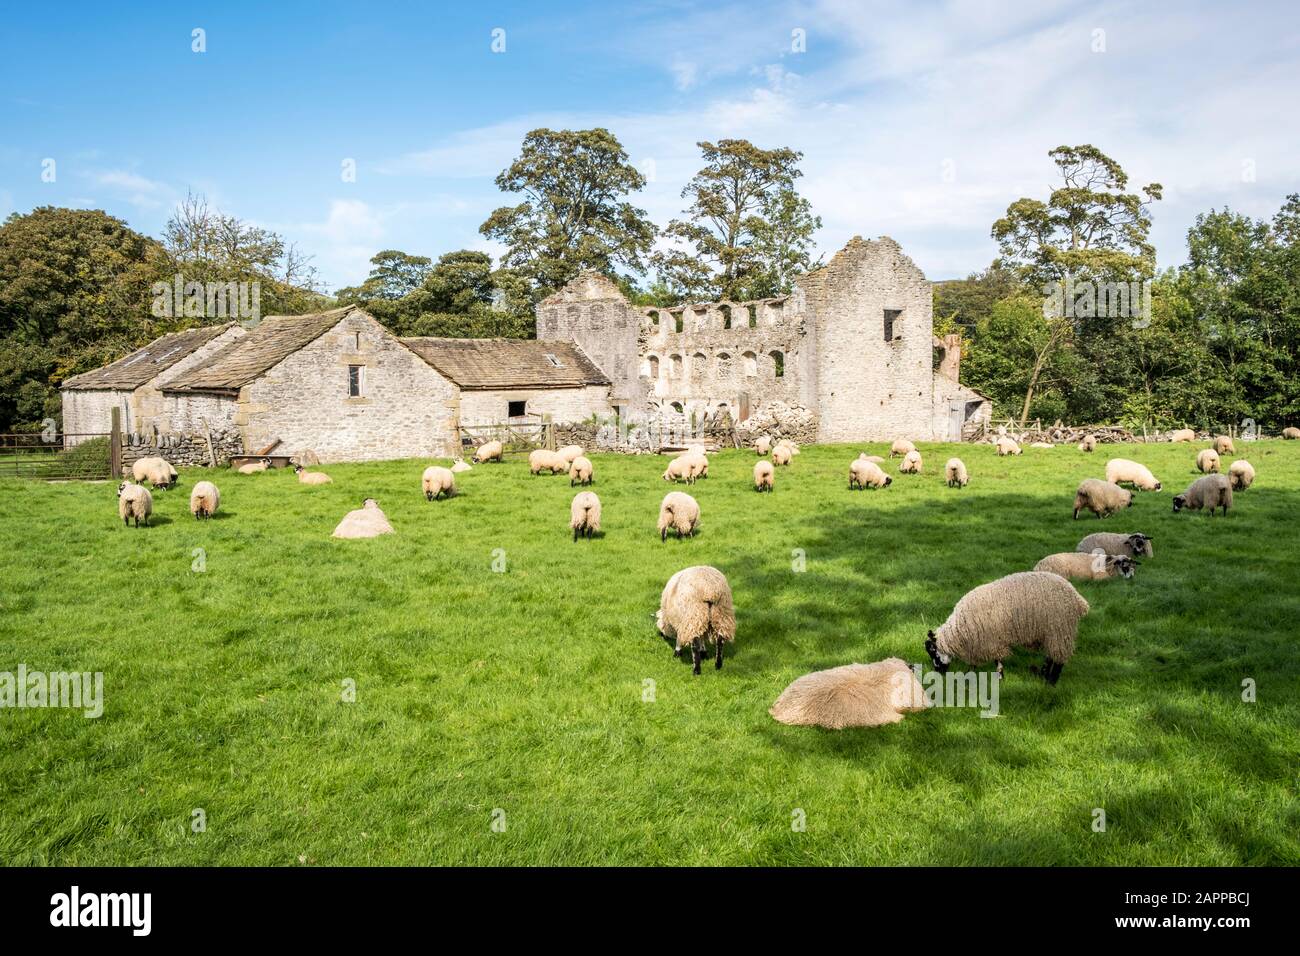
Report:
776,439,801,456
569,491,601,541
849,458,892,490
996,437,1022,456
421,465,455,500
1169,428,1196,442
569,455,594,486
1078,434,1097,452
132,456,177,488
116,481,153,528
655,565,735,674
295,464,333,486
473,440,503,464
1283,426,1300,440
529,449,568,475
1105,458,1162,492
658,491,700,541
1034,551,1138,581
450,458,472,473
557,445,584,465
1228,459,1255,491
676,450,709,479
1196,448,1221,473
924,571,1090,684
945,458,969,488
1073,478,1133,519
769,658,928,729
889,439,915,458
188,480,220,519
755,436,772,456
1076,531,1153,559
1173,474,1233,517
772,445,793,466
1213,435,1235,455
236,457,271,475
332,499,394,538
662,455,703,484
899,450,922,474
754,459,774,492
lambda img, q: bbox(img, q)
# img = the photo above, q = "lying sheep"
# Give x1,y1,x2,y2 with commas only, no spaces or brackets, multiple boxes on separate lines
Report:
189,480,220,519
1105,458,1162,491
899,450,922,474
332,499,394,538
769,658,929,729
1034,551,1138,582
859,453,886,464
450,458,472,473
1284,427,1300,440
1030,441,1055,449
662,455,703,484
1078,434,1097,452
658,491,700,541
1169,428,1196,442
236,457,271,475
1213,435,1235,455
849,458,892,490
754,459,774,492
296,464,332,486
117,481,153,528
656,565,735,674
1076,531,1153,558
421,465,455,500
1073,478,1133,519
529,449,568,475
772,445,792,466
889,439,915,458
996,436,1022,456
132,456,177,489
473,440,503,464
557,445,584,465
1228,459,1255,491
569,455,594,487
755,436,772,456
945,457,969,488
1196,448,1221,473
569,491,601,541
1173,474,1233,517
924,571,1090,684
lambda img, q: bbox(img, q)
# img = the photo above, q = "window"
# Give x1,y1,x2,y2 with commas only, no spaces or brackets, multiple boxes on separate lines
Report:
747,304,757,328
770,350,784,377
720,305,732,329
508,400,527,417
669,354,682,378
348,365,363,397
692,352,707,378
354,331,361,351
742,351,757,376
673,313,684,333
544,353,563,367
884,309,901,342
646,355,660,379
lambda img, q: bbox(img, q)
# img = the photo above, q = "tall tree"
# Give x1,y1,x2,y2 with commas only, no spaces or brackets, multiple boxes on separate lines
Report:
479,128,655,299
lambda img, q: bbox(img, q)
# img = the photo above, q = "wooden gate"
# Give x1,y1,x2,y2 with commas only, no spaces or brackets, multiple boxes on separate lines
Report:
457,419,555,456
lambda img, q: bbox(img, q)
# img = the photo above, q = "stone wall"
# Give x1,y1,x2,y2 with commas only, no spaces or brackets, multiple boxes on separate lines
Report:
132,325,247,433
537,273,642,406
458,384,611,426
120,428,244,470
61,389,131,445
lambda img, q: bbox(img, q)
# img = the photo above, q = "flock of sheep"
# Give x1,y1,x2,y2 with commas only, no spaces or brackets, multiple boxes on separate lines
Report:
110,424,1290,730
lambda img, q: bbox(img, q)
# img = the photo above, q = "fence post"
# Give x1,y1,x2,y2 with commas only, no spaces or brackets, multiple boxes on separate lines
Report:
110,407,122,479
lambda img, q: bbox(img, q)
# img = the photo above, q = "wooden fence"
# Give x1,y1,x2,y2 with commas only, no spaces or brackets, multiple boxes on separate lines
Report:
457,419,555,455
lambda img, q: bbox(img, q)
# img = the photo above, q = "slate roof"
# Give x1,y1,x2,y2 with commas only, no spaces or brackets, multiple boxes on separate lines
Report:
400,337,610,389
61,323,239,390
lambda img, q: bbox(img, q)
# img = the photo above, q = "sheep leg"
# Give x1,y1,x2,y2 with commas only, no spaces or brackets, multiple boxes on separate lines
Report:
715,639,724,671
573,525,579,542
1039,658,1063,685
692,639,702,675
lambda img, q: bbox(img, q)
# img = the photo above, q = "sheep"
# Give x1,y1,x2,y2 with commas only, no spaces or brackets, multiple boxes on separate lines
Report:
1076,531,1153,558
1034,551,1138,582
1073,478,1133,519
1030,441,1055,449
662,455,703,484
1169,428,1196,442
132,456,177,489
776,439,800,456
772,445,793,466
769,658,929,729
569,455,594,486
473,440,503,464
569,491,601,541
996,436,1022,456
899,450,922,474
859,453,886,464
1105,458,1162,492
658,491,700,541
1196,448,1221,473
1078,434,1097,452
945,458,969,488
755,436,772,456
1213,435,1235,455
924,571,1090,684
1228,459,1255,491
450,458,472,474
1284,427,1300,440
116,481,153,528
557,445,584,464
189,480,220,519
332,498,395,538
295,464,333,486
754,459,774,492
236,457,271,475
675,450,709,479
529,449,568,475
849,458,892,490
655,565,735,674
889,439,915,458
1173,474,1233,517
421,465,455,500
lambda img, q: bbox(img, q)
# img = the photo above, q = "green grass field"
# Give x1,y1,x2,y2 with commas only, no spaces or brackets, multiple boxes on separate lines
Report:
1,441,1297,865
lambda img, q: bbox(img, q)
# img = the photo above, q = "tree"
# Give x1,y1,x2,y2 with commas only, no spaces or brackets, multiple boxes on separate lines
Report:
654,139,818,301
480,128,656,299
335,250,431,303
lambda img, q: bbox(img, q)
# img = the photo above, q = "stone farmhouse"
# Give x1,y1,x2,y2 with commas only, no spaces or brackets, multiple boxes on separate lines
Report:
61,235,989,462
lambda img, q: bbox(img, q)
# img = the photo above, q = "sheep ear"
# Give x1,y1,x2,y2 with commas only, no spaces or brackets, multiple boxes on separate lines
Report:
926,629,935,639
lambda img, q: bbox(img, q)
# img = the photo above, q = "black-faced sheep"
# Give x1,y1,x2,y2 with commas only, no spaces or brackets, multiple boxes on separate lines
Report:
132,456,177,488
569,455,594,486
655,565,735,674
1196,448,1221,473
849,458,891,490
332,499,394,538
296,464,332,485
529,449,568,475
189,480,220,519
945,457,969,488
236,457,271,475
1173,474,1233,516
1104,458,1162,491
658,491,700,541
1034,551,1138,582
1228,459,1254,491
1078,434,1097,452
754,460,774,492
570,491,601,541
899,450,922,474
772,445,793,466
473,440,503,464
1076,531,1153,558
117,481,153,528
769,658,929,729
1213,435,1235,455
421,466,455,500
755,436,772,456
924,571,1090,684
1073,478,1132,519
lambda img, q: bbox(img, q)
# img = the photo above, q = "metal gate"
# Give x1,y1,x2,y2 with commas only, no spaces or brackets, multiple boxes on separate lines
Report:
0,431,115,480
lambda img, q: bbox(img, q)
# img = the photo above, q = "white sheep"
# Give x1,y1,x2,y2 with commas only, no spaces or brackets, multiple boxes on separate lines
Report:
1228,459,1255,491
899,449,922,474
450,458,472,474
189,480,220,519
569,491,601,541
236,457,270,475
1212,435,1235,455
1196,448,1221,473
1104,458,1162,492
332,499,394,538
996,436,1022,456
754,459,774,492
859,453,886,464
557,445,584,464
1030,441,1055,449
116,480,153,528
755,436,772,456
473,440,503,463
945,457,969,488
658,491,700,541
675,450,709,479
421,465,455,500
849,458,891,490
1034,551,1138,582
1169,428,1196,442
772,445,793,466
1173,474,1233,517
769,658,929,729
925,571,1090,684
655,565,735,674
662,455,703,484
132,456,177,488
1076,531,1153,558
569,455,594,487
1078,434,1097,452
296,464,332,486
529,449,568,475
776,439,800,456
889,439,915,458
1283,427,1300,440
1073,478,1133,519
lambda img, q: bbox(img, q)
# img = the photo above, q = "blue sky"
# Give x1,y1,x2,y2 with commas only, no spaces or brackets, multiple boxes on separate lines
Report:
2,0,1298,291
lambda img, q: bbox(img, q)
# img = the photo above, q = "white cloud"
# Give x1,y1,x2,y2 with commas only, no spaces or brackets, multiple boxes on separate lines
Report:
86,169,175,210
